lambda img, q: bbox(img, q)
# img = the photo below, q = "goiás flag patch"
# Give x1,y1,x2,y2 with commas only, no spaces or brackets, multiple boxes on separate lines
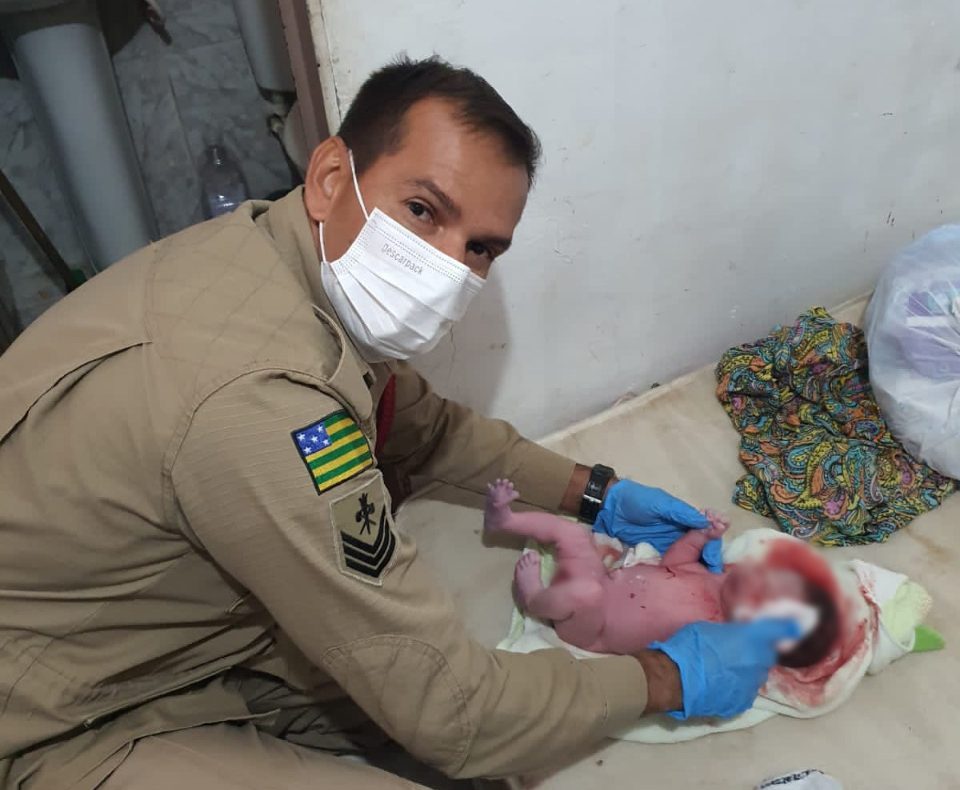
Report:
292,410,373,494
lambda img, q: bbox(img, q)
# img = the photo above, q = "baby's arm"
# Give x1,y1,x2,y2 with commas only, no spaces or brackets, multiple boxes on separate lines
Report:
660,510,729,566
484,479,602,565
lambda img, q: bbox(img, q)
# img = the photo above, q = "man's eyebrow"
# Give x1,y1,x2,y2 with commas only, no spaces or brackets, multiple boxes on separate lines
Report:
409,179,461,218
475,233,513,254
408,178,512,254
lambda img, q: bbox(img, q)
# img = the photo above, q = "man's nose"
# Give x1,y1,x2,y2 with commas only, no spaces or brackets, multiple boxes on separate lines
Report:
433,230,467,265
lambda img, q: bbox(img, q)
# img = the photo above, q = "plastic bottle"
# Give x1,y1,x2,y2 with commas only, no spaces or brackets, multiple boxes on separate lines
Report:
198,144,249,219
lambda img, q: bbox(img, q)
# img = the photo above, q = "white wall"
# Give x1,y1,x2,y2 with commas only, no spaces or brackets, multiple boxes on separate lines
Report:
307,0,960,439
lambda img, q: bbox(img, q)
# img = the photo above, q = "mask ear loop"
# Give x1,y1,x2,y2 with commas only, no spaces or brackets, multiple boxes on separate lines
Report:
318,149,368,265
348,150,370,220
318,221,329,264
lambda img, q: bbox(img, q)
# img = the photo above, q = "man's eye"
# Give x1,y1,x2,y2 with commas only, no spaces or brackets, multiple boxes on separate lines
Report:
407,201,432,221
467,241,492,260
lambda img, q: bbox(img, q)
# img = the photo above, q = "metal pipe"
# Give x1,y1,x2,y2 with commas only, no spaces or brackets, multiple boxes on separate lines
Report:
232,0,295,94
277,0,329,154
0,167,78,293
2,0,156,271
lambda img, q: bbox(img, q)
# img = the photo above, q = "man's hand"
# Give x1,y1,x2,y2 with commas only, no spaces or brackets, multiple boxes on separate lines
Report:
649,619,801,720
591,480,723,573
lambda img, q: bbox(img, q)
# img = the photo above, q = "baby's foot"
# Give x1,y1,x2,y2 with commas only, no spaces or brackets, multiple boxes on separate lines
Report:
703,509,731,540
513,551,543,609
484,478,520,532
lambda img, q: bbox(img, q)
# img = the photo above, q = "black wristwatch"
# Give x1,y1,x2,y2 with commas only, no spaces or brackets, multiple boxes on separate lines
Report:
578,463,616,524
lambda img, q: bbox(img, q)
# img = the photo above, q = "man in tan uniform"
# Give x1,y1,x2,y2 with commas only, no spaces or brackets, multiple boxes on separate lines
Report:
0,58,795,788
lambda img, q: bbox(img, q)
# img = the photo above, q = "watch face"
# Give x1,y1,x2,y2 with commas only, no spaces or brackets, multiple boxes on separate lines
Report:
589,465,614,493
590,464,616,488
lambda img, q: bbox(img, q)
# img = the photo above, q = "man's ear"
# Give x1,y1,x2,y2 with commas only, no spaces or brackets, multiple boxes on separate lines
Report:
303,136,350,224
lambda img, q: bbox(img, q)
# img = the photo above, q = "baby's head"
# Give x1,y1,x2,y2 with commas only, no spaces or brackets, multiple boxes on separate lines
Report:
721,563,839,668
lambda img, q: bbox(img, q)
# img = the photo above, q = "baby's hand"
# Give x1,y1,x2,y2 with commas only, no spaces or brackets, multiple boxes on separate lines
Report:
702,509,730,540
487,478,520,507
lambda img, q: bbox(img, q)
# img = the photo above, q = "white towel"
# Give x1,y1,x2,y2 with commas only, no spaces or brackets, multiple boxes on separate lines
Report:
497,528,932,743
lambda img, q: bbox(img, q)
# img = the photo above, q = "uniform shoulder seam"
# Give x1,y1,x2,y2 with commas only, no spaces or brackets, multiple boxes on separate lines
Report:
160,363,347,526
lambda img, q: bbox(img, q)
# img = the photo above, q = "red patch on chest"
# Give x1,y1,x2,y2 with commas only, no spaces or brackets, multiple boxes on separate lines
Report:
375,374,397,455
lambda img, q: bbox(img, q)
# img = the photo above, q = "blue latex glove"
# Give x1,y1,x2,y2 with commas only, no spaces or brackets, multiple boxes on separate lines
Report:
650,619,802,720
592,480,723,573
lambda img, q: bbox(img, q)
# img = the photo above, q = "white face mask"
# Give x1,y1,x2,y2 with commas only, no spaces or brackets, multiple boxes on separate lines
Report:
318,153,485,362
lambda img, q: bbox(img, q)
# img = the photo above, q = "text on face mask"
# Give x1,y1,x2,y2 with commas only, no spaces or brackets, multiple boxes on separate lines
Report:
381,242,423,275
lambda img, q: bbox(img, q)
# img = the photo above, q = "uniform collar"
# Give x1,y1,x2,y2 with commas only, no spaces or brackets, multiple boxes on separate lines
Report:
256,187,375,384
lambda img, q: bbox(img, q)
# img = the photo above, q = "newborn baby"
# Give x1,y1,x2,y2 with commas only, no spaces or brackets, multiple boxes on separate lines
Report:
485,479,836,667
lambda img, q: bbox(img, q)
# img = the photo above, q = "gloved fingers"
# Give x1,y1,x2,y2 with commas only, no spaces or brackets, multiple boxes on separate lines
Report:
652,492,711,529
590,507,614,535
593,513,682,544
634,522,683,542
623,524,685,550
606,480,708,528
700,538,724,574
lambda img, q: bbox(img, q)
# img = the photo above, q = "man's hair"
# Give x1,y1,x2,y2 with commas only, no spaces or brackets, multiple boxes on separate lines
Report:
337,55,541,184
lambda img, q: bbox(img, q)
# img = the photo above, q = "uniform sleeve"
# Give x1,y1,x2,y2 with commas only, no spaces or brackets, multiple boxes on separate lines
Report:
171,370,647,778
378,362,577,511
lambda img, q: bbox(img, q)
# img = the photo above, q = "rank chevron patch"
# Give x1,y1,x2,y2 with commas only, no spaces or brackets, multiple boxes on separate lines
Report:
329,473,397,585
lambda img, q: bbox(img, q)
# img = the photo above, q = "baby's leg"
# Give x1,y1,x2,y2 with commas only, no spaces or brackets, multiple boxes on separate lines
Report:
487,479,608,645
485,479,605,570
513,552,605,643
660,510,729,566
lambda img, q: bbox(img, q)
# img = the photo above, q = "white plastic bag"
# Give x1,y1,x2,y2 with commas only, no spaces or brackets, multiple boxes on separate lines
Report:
865,225,960,479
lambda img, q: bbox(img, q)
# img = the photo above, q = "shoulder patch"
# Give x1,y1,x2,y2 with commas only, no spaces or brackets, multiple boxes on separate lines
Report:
292,411,374,495
329,474,397,585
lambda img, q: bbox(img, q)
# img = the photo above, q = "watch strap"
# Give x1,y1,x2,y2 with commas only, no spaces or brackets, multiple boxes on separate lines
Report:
579,463,615,524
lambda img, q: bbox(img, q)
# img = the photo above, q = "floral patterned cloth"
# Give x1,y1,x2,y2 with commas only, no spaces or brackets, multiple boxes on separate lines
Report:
716,307,955,545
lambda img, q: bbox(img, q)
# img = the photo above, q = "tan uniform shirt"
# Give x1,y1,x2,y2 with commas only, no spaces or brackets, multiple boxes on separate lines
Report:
0,188,647,788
